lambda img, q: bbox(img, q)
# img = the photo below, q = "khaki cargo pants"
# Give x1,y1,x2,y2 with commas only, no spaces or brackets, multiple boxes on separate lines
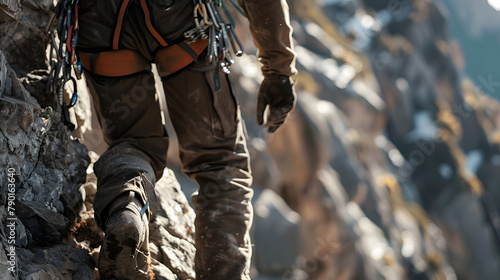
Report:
77,0,253,278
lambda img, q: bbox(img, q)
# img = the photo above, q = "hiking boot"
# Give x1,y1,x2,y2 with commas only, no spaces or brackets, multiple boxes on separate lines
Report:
98,191,152,280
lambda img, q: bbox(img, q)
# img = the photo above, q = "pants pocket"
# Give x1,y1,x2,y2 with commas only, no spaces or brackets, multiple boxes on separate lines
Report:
205,70,238,139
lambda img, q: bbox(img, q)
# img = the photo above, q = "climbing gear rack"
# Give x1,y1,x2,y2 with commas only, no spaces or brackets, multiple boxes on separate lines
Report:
184,0,245,83
46,0,81,130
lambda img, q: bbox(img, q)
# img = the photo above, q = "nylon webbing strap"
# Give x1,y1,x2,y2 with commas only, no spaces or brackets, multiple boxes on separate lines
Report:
177,41,201,62
79,49,151,77
113,0,133,50
113,0,169,50
139,0,169,47
89,53,100,73
155,38,208,77
79,38,207,77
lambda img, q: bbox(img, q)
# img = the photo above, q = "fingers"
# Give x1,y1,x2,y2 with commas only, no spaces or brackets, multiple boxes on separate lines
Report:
256,75,296,132
265,103,292,133
267,118,285,133
256,94,268,125
267,125,280,133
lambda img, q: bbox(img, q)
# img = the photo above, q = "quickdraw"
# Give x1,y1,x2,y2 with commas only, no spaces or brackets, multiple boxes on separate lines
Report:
185,0,245,78
46,0,81,130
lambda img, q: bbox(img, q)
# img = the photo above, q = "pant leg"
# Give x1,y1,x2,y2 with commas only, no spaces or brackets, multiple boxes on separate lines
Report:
85,71,169,227
161,59,253,280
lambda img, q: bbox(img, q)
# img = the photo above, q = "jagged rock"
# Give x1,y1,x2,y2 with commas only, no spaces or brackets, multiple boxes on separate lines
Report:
0,0,52,75
433,192,500,279
0,240,15,280
17,245,95,280
353,0,500,276
345,202,401,280
149,169,196,280
0,0,21,22
151,261,180,280
247,137,303,277
0,50,89,220
0,44,90,277
251,187,301,277
15,200,68,245
0,50,38,120
20,70,57,110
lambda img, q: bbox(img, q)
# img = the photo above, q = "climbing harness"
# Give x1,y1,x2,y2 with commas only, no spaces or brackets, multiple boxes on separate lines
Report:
48,0,245,102
46,0,81,130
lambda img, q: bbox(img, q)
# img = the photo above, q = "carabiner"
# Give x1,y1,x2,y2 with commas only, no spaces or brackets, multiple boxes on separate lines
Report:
62,77,78,108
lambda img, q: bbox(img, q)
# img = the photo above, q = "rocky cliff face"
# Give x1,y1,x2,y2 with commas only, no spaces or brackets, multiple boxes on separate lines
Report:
0,48,93,279
2,1,500,280
0,1,95,278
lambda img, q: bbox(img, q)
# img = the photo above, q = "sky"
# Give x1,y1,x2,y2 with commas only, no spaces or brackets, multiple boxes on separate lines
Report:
440,0,500,99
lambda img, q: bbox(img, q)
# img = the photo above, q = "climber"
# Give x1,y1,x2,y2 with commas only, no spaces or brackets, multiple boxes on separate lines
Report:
74,0,297,278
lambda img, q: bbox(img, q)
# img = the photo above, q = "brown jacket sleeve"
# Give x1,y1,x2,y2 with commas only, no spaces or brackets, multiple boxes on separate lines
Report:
238,0,298,77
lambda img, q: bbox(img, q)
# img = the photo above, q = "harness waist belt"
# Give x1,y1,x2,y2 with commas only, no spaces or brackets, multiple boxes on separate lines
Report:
79,49,150,77
79,38,208,77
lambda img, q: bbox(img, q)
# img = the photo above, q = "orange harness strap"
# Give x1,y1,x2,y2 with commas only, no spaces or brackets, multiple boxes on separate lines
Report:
139,0,169,47
79,49,150,77
112,0,133,50
79,39,208,77
113,0,169,50
155,38,208,77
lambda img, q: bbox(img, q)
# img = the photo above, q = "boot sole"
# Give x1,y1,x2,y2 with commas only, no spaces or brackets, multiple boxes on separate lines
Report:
99,210,151,280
